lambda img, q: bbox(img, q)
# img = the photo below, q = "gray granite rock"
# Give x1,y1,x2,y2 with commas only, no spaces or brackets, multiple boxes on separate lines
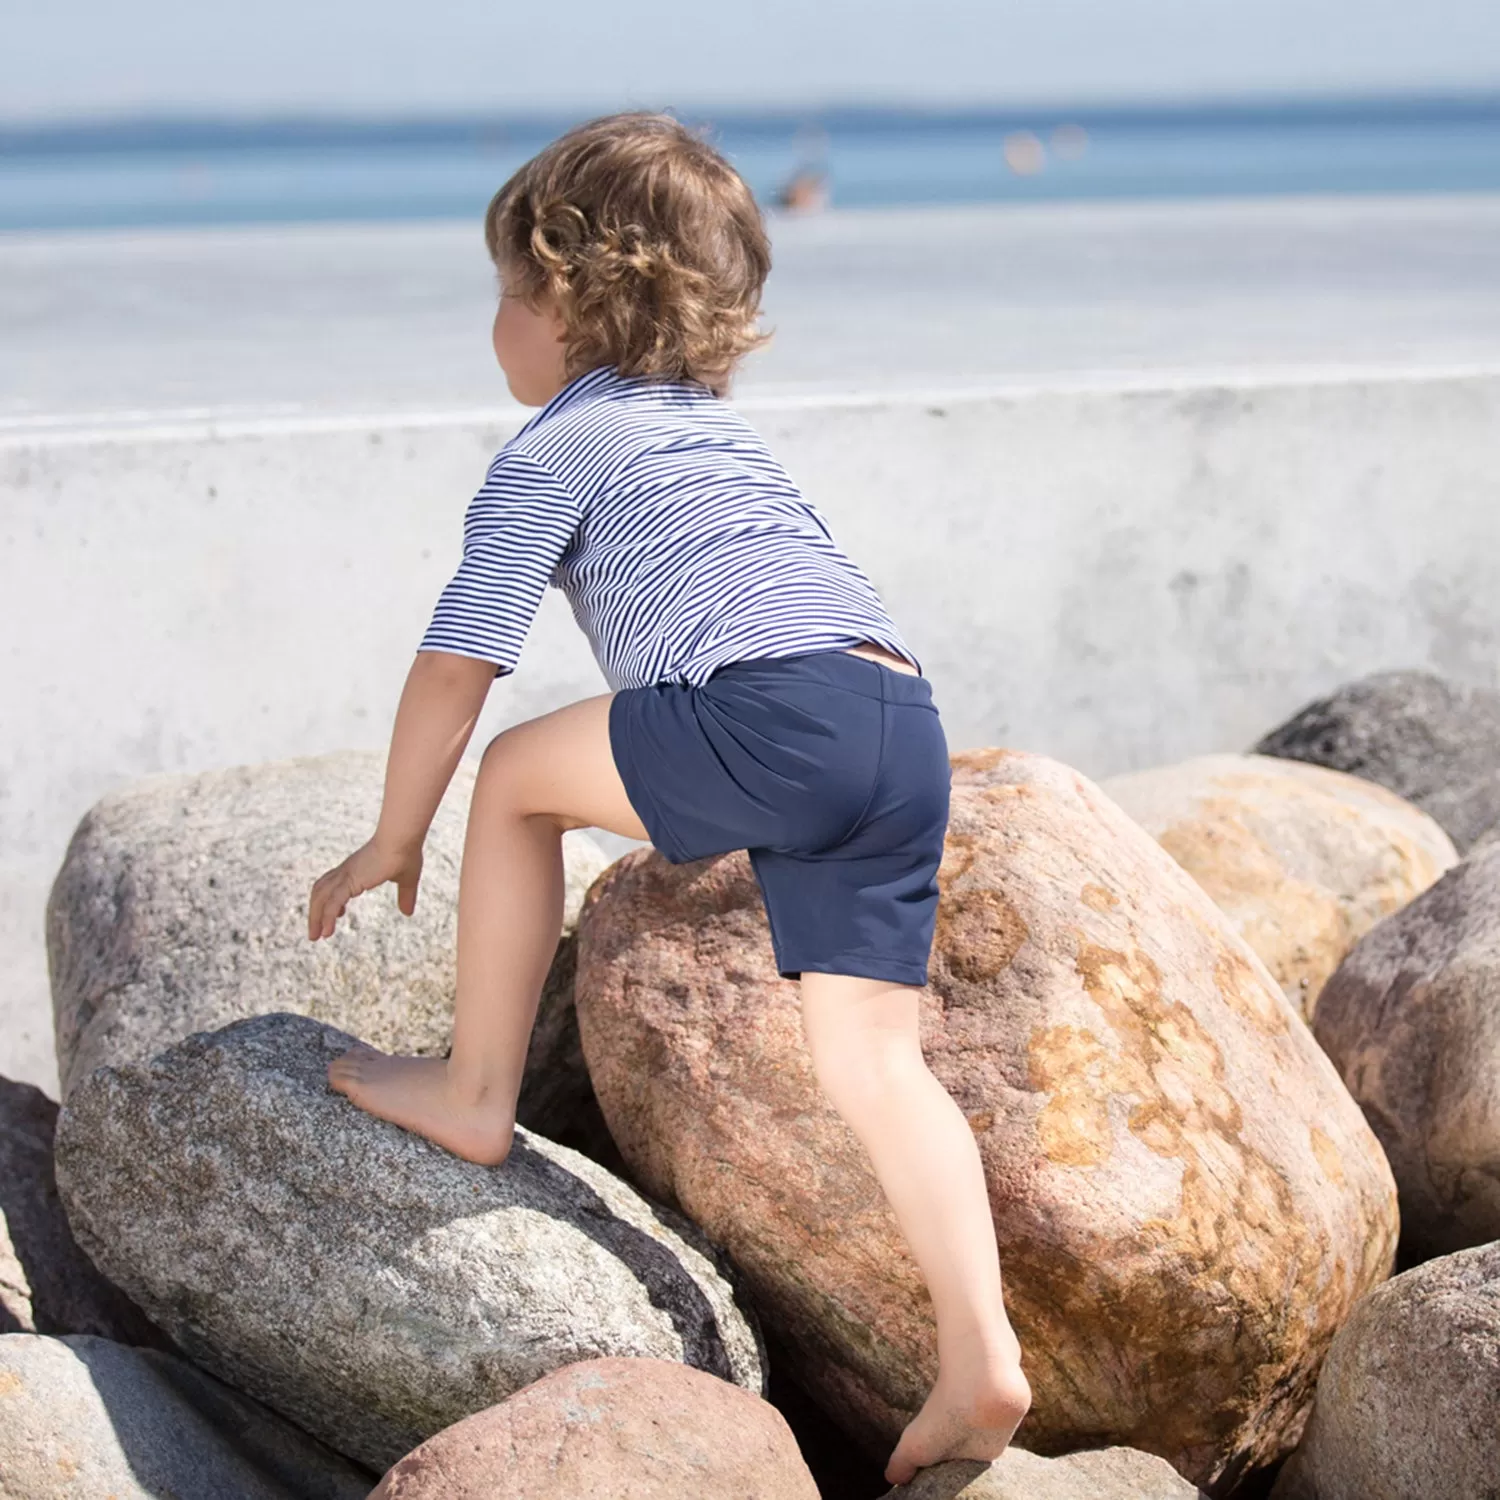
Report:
45,749,610,1101
1254,669,1500,852
1268,1241,1500,1500
881,1447,1207,1498
51,1012,765,1473
1313,840,1500,1262
0,1332,375,1499
0,1074,168,1348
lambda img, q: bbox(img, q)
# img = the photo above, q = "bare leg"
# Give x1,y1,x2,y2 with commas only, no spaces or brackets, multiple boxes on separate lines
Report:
799,971,1031,1487
327,692,651,1164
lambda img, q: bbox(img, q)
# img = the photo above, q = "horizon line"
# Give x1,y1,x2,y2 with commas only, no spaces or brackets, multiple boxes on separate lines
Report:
4,83,1500,142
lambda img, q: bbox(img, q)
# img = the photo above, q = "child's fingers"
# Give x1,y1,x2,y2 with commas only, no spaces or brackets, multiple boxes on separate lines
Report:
308,867,349,940
308,877,327,941
320,879,350,939
396,872,419,916
309,851,394,939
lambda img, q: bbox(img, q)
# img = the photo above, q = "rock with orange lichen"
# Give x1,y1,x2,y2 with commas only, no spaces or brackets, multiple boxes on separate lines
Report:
1103,752,1456,1020
573,748,1400,1497
369,1356,819,1499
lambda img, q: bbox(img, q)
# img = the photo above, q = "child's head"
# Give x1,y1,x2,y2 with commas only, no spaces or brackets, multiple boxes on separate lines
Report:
485,110,774,402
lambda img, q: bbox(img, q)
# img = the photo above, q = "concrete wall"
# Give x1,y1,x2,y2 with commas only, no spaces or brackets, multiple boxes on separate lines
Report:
5,368,1499,1092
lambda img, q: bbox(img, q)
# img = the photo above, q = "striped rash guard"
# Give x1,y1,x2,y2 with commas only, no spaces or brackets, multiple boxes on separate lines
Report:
417,363,922,690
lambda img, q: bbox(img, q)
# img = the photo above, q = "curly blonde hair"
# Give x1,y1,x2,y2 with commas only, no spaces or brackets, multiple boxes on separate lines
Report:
484,111,774,398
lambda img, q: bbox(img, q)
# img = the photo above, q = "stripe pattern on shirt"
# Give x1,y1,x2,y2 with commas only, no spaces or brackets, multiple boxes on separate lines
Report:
418,364,922,689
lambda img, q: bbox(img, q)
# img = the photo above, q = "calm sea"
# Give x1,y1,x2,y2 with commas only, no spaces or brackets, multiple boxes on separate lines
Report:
4,97,1500,233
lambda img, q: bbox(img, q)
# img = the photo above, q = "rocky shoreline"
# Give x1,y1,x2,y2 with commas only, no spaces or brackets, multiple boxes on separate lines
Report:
4,667,1498,1498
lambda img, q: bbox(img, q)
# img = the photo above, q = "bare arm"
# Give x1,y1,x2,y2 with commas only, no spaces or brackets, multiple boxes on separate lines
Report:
308,649,498,940
373,650,499,855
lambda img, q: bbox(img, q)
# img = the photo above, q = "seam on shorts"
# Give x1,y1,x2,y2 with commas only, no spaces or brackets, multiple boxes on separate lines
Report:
824,671,887,851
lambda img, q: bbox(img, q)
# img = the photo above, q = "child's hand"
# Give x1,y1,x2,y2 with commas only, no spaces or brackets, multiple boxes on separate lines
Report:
307,837,423,941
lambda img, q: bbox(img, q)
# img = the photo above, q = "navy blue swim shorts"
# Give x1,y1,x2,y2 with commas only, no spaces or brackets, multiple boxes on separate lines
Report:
607,648,951,988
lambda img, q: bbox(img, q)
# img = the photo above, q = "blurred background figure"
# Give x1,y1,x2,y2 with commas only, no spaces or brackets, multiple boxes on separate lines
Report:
776,120,831,211
1002,129,1046,176
775,167,830,210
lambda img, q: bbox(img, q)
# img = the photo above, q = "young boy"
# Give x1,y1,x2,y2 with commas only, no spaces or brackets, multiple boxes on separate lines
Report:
307,109,1030,1485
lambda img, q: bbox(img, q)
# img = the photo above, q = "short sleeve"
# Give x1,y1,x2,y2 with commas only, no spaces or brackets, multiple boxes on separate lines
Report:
417,449,582,676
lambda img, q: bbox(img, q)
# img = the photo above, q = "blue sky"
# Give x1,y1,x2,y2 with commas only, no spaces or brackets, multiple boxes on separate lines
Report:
3,0,1498,121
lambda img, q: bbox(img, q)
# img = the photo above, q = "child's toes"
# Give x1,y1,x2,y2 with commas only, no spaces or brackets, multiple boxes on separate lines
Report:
328,1047,372,1090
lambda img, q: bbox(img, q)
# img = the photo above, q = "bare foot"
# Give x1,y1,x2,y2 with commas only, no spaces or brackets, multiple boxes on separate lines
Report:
327,1042,514,1166
884,1361,1032,1487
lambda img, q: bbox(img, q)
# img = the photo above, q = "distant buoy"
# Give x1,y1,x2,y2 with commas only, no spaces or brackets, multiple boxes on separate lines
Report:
1002,130,1045,176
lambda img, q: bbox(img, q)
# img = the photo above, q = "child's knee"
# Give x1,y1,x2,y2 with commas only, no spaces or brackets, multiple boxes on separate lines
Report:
475,725,541,806
802,991,925,1105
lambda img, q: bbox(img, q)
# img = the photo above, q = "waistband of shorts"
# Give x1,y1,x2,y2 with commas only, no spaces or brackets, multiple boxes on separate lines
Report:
708,648,934,705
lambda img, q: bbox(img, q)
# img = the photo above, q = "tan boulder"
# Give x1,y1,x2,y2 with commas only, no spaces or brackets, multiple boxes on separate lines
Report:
574,748,1399,1494
370,1355,818,1499
1103,753,1456,1020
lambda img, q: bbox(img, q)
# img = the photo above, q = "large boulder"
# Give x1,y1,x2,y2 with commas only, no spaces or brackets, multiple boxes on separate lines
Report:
1103,753,1455,1019
0,1332,375,1499
0,1074,168,1347
52,1013,765,1473
45,750,609,1101
1312,840,1500,1263
1254,669,1500,852
573,748,1399,1494
369,1355,819,1499
1268,1241,1500,1500
882,1447,1207,1499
